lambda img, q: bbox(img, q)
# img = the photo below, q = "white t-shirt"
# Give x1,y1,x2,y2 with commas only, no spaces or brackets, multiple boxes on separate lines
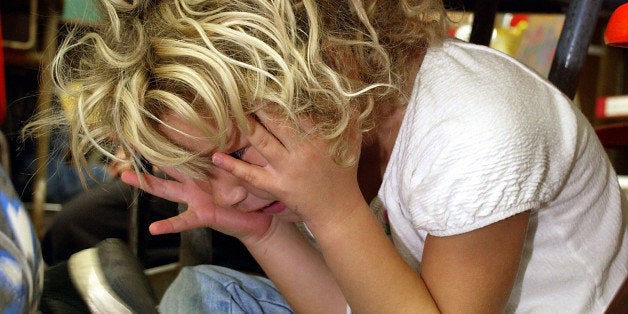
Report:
378,40,627,313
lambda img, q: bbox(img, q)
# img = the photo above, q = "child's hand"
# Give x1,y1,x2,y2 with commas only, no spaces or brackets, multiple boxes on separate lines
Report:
212,111,366,228
106,147,132,177
120,167,273,239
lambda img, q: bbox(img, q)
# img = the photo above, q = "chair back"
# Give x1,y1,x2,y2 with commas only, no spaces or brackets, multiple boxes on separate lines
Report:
462,0,604,100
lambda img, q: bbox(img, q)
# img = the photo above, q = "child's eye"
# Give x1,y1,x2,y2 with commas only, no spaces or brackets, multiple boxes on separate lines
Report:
228,147,247,160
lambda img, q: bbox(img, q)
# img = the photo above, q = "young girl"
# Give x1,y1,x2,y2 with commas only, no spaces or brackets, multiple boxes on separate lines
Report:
33,0,626,312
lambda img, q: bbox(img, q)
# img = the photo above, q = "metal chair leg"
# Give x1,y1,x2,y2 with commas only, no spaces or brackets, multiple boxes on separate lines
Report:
548,0,604,99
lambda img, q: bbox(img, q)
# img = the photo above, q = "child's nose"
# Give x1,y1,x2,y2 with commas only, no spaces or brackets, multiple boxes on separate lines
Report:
210,173,247,209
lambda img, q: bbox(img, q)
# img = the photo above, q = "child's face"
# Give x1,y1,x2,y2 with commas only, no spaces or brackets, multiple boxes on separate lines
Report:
159,112,301,222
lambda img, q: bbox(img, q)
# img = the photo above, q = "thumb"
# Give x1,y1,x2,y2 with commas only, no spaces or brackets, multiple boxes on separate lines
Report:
149,210,206,234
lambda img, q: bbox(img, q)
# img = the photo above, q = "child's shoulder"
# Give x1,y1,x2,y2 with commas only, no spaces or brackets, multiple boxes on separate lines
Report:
414,39,566,123
423,39,548,88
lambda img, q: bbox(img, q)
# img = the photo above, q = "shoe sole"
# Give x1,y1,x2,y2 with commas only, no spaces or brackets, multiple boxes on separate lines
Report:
68,247,134,314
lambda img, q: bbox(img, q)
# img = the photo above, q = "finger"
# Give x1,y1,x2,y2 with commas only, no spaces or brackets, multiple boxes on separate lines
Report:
244,112,288,162
254,110,319,154
155,165,188,182
254,110,304,146
149,210,207,234
212,152,274,192
119,170,142,186
120,170,187,204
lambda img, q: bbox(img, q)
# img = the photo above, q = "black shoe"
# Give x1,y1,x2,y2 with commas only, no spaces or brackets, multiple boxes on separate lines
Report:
68,238,158,313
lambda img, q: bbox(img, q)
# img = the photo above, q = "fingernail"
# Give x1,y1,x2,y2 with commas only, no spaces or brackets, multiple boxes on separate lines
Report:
211,154,223,166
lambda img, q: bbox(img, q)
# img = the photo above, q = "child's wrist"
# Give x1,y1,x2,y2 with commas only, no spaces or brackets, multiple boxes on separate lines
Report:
240,218,295,248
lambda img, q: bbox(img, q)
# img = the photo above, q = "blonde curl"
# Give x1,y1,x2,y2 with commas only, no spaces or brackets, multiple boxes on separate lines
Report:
25,0,446,178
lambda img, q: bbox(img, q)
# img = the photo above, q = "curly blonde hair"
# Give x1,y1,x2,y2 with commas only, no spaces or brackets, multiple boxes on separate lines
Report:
28,0,446,177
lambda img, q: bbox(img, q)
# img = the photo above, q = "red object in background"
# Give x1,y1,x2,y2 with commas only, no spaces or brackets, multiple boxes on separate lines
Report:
509,14,528,28
595,3,628,152
0,13,6,124
605,3,628,47
596,95,628,119
447,27,457,37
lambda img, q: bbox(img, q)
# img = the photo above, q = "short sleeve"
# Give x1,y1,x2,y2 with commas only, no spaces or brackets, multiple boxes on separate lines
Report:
399,107,552,236
387,42,577,236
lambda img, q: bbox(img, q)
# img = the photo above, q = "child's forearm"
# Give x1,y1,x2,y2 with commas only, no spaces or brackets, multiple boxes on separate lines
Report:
243,219,348,313
307,201,439,313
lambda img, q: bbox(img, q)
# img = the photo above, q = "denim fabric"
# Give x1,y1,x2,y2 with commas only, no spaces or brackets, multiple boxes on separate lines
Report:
159,265,293,314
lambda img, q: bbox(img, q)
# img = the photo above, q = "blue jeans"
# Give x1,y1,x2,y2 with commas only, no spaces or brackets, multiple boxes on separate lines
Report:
159,265,293,313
